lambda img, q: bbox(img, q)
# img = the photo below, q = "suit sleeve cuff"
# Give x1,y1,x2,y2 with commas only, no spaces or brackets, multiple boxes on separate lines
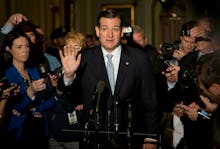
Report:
63,73,75,86
1,24,13,34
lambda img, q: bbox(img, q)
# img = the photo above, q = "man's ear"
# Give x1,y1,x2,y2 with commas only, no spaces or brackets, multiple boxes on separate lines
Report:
95,26,100,37
214,83,220,95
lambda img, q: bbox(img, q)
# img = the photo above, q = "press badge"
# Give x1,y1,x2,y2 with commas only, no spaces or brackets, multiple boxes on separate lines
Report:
67,110,78,124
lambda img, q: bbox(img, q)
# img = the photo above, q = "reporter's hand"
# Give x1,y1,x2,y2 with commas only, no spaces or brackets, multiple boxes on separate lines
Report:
179,102,200,121
0,83,19,99
27,78,46,98
200,95,218,113
75,104,83,111
12,109,21,117
173,103,184,117
162,64,180,83
6,13,27,27
31,78,46,92
172,49,186,60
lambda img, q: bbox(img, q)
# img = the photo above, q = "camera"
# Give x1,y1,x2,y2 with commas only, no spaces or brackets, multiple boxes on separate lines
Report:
160,41,180,61
121,26,133,45
159,41,180,72
176,67,205,108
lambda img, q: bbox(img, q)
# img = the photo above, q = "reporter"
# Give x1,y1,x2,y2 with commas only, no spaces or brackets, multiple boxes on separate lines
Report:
196,50,220,149
1,30,56,148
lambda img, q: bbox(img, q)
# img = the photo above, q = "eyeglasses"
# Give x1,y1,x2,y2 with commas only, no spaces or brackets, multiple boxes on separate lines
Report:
73,45,82,51
195,36,211,43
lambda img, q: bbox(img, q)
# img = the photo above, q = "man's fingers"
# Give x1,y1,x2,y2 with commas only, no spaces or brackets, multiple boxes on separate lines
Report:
200,95,209,104
179,104,190,111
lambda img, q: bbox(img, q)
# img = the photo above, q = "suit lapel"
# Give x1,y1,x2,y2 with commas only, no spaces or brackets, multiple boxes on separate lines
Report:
114,46,130,95
92,46,110,85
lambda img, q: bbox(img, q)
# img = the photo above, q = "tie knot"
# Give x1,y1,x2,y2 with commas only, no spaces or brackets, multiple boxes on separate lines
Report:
106,54,113,60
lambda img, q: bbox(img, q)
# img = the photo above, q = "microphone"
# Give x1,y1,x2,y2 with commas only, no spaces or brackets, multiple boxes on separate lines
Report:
127,98,133,149
89,80,105,116
127,98,132,122
86,80,105,146
95,80,105,113
113,95,119,141
94,80,105,147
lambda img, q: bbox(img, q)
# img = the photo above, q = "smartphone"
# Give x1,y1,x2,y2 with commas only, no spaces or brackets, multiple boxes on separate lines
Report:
162,61,171,72
198,109,210,120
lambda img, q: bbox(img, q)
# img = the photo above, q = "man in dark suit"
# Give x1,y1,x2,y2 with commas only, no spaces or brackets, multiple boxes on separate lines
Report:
58,9,159,149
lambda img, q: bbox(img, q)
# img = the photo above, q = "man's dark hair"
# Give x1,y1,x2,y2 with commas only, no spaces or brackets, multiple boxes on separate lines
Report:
180,20,198,36
197,50,220,89
96,9,124,27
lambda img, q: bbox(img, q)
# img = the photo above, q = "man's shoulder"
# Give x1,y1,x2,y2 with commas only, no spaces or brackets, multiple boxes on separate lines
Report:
123,44,148,57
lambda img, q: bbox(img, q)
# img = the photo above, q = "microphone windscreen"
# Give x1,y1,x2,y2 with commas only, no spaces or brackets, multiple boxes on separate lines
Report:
96,80,105,93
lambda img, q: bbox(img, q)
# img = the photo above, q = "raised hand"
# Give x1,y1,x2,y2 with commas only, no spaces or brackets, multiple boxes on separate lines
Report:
59,45,82,79
6,13,27,27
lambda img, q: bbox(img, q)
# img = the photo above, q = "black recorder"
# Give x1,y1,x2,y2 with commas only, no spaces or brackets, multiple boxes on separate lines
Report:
0,77,19,98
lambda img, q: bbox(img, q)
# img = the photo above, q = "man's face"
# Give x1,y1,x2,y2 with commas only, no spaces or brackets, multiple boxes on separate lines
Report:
190,24,213,54
95,17,123,52
180,35,195,53
195,37,213,54
133,32,146,48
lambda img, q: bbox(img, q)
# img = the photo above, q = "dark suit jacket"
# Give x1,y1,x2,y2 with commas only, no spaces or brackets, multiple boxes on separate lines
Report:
58,44,159,146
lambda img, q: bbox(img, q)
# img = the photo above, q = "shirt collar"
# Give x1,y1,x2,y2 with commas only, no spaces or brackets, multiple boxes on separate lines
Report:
101,45,122,58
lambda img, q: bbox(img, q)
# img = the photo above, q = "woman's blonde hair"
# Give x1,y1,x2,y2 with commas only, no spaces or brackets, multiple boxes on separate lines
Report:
65,31,86,49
